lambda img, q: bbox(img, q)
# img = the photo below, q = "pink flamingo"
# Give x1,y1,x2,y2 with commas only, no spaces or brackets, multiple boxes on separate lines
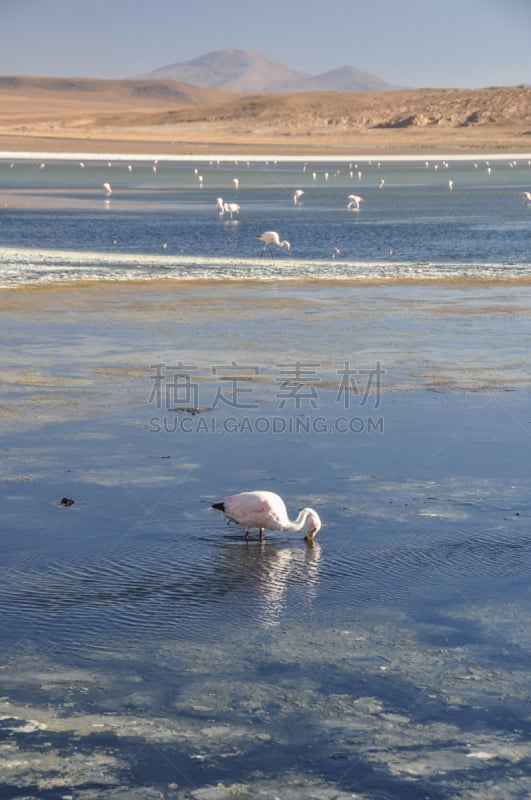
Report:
347,194,364,210
256,231,291,257
212,490,321,541
217,197,240,218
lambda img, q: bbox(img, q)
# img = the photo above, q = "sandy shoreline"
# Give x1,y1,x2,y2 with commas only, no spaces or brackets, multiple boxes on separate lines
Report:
4,275,531,297
1,119,530,159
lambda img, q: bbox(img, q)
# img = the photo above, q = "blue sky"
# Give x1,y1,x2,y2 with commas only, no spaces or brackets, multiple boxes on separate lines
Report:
1,0,530,88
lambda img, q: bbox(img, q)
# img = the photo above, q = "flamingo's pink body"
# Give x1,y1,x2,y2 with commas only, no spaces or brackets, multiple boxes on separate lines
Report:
216,197,240,218
212,490,321,540
347,194,364,210
256,231,291,257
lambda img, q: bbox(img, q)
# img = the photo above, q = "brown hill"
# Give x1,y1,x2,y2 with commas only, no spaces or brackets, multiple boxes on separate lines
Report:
0,75,240,125
0,78,529,155
92,86,531,154
114,86,530,129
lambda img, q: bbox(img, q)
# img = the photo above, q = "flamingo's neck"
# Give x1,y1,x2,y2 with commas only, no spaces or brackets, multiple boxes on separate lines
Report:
284,510,310,532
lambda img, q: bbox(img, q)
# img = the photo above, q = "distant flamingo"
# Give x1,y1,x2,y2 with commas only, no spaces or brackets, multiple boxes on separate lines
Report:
216,197,240,218
233,178,239,189
212,490,321,541
224,202,240,218
347,194,364,211
519,191,531,203
293,189,304,205
256,231,291,257
103,182,112,196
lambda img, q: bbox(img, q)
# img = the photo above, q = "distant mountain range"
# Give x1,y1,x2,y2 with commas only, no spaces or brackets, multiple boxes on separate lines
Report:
138,49,398,93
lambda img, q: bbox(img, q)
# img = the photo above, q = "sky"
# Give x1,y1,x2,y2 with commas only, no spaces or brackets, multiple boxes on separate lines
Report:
1,0,530,89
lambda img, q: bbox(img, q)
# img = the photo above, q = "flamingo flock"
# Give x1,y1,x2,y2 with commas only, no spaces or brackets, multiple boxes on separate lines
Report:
21,157,531,260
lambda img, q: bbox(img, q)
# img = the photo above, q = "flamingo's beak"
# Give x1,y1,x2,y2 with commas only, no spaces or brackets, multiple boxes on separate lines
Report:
305,529,317,542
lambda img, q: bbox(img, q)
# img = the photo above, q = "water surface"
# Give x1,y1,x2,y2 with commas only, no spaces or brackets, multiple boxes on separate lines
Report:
1,160,531,799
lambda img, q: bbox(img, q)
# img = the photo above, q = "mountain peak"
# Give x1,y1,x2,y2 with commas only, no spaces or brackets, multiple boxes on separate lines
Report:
139,49,397,93
139,49,309,93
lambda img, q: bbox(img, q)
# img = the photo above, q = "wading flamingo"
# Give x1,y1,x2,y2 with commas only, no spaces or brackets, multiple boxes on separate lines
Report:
103,182,112,196
293,189,304,205
347,194,364,210
224,202,240,218
216,197,240,218
256,231,291,257
212,490,321,541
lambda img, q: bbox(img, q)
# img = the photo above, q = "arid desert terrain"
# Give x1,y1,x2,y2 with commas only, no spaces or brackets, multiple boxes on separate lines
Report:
0,76,530,155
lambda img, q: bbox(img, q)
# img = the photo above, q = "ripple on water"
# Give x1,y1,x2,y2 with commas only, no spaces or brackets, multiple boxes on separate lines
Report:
2,516,531,660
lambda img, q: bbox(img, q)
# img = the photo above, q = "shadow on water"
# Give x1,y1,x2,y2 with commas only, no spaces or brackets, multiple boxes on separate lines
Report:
2,635,531,800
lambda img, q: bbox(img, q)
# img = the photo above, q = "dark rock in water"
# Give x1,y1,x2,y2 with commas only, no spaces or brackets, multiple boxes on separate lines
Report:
170,406,210,415
59,497,74,507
